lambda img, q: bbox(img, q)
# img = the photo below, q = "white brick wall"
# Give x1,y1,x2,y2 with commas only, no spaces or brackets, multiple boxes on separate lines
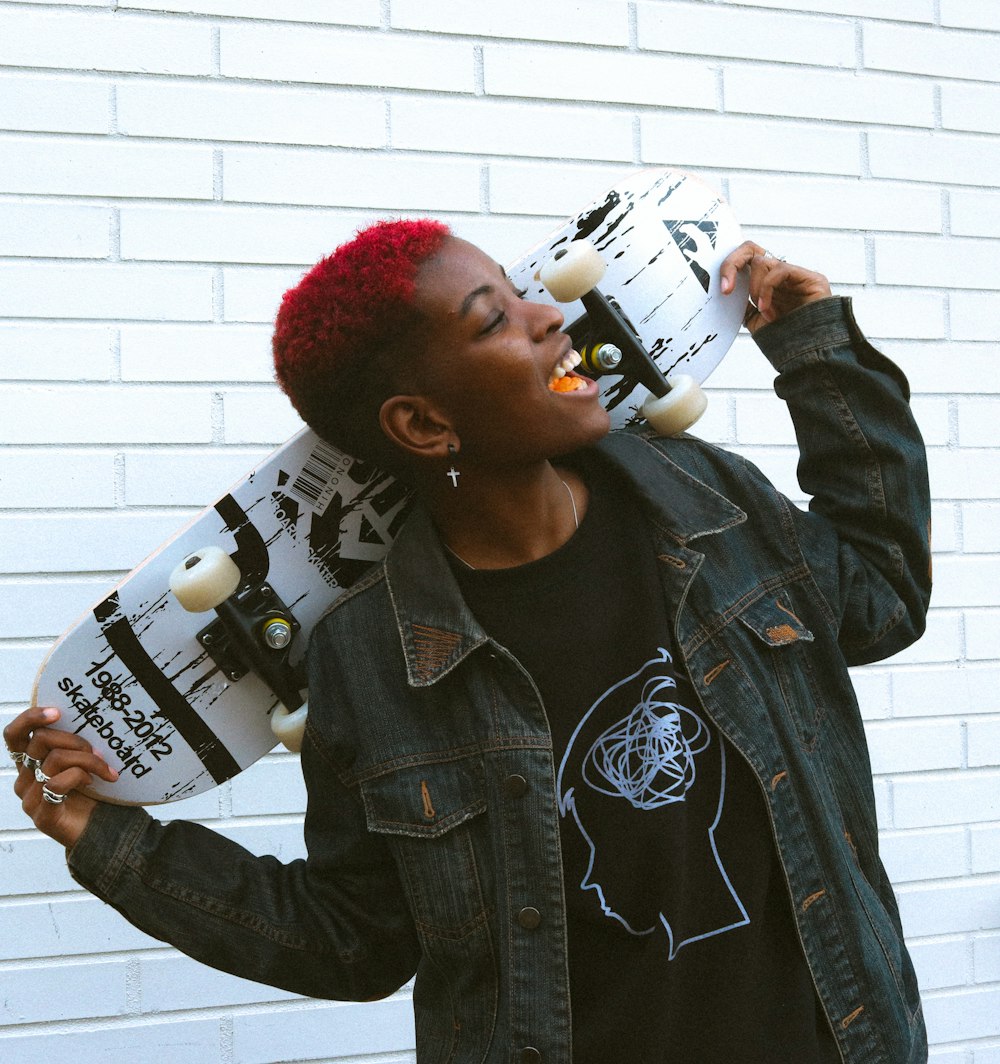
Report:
1,1,997,1061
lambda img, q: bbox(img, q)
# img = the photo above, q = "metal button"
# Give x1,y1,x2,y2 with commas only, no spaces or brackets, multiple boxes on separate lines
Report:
504,773,528,798
517,906,541,930
521,1048,541,1064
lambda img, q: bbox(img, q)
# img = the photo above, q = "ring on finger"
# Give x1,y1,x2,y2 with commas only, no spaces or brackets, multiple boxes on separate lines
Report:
41,785,67,805
8,750,28,767
23,755,42,773
34,764,52,784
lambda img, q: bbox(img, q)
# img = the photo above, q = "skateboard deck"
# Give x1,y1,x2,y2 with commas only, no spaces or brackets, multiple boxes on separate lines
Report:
33,167,748,806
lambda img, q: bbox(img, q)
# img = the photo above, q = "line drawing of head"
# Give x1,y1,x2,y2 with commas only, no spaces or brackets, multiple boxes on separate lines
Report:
557,647,749,959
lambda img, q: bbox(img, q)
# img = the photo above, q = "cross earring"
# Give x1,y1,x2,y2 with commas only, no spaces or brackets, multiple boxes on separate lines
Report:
446,443,460,488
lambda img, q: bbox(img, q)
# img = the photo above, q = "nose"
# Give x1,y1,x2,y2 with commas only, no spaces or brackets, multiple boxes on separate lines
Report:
527,297,564,340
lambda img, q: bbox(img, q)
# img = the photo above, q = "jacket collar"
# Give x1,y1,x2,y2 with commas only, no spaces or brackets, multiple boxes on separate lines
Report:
383,430,746,688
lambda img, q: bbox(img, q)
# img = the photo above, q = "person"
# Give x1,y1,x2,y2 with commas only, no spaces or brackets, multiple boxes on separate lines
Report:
7,218,931,1064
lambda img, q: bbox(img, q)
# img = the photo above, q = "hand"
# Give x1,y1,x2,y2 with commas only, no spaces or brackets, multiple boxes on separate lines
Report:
720,241,832,335
5,706,118,848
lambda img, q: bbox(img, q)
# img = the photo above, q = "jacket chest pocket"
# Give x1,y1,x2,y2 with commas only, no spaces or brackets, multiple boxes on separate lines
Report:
737,590,823,749
360,757,490,939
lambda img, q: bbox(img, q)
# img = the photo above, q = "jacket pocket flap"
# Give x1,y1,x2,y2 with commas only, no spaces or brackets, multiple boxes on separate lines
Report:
360,759,486,839
738,592,815,647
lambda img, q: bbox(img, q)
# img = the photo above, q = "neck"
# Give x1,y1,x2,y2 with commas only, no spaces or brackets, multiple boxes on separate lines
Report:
423,460,588,570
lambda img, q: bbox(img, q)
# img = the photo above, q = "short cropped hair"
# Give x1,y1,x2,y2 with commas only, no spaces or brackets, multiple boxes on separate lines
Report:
273,218,451,471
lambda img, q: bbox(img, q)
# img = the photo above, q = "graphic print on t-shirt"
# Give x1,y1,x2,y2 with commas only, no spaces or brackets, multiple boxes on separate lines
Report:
557,647,749,960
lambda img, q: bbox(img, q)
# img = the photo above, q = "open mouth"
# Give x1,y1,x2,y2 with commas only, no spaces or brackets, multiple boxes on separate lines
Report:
548,349,588,392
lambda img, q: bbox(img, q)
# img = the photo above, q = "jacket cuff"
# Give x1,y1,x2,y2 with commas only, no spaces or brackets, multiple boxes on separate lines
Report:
752,295,860,371
66,801,151,898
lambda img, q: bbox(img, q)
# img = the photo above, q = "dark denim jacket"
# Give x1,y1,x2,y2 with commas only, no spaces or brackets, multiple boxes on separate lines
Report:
70,298,931,1064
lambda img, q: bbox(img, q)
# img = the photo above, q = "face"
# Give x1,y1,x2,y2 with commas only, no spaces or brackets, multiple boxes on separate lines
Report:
408,237,611,468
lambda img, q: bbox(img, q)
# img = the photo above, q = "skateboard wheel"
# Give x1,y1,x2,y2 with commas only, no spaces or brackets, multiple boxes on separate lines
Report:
641,375,708,436
169,546,242,613
271,700,308,753
538,241,606,303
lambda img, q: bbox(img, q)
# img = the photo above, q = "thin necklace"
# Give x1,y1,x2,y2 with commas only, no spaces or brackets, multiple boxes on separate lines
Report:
444,478,579,571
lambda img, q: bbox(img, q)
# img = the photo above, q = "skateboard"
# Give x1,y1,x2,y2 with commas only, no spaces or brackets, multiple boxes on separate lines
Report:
32,167,748,806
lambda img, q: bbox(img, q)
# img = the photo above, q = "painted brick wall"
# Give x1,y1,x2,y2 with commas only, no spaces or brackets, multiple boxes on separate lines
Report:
1,1,997,1060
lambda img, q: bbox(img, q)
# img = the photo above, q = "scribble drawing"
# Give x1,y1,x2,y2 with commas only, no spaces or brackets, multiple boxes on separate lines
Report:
558,647,749,959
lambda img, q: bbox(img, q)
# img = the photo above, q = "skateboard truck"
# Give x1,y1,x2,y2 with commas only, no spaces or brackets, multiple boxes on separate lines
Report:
538,241,707,434
169,547,308,751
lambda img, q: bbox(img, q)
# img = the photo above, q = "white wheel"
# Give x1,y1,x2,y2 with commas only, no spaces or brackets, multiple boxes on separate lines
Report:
271,700,308,753
169,546,242,613
641,375,707,436
538,241,606,303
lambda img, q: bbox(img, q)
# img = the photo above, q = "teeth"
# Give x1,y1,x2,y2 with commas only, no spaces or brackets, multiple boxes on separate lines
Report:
552,365,567,379
549,349,582,386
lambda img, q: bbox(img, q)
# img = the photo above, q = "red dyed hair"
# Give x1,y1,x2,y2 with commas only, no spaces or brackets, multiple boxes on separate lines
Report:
273,218,450,467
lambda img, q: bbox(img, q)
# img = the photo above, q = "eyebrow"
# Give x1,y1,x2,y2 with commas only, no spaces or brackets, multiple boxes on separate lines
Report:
458,263,513,318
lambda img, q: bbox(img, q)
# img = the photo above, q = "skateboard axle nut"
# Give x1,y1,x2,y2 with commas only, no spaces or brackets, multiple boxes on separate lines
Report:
262,618,293,650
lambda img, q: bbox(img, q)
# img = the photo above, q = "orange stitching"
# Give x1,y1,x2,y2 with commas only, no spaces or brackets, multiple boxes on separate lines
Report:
421,780,435,820
802,889,827,912
841,1006,864,1029
411,623,462,681
765,623,799,644
657,554,687,569
703,660,731,685
774,598,805,626
770,771,788,791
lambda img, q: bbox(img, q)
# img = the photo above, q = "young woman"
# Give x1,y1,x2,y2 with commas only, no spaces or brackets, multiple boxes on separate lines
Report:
7,221,931,1063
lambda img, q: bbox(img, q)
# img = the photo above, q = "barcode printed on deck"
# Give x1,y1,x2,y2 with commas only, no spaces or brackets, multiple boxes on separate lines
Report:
287,441,352,516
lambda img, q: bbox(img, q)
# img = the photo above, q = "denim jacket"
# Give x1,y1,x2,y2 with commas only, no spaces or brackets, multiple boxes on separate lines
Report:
69,297,931,1064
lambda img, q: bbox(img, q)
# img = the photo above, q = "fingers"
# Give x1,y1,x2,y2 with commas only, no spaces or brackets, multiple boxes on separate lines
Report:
719,240,763,295
4,704,60,756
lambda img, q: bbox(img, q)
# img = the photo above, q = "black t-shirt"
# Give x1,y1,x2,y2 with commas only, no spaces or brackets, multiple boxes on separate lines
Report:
451,457,839,1063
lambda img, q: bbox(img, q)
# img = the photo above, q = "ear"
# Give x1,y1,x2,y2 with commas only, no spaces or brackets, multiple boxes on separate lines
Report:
379,395,455,461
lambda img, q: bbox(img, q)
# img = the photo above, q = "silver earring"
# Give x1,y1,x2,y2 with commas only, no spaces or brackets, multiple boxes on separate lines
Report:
446,443,460,488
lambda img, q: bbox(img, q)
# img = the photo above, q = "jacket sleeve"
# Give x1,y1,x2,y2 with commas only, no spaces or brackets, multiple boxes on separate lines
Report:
752,296,932,665
66,714,421,1001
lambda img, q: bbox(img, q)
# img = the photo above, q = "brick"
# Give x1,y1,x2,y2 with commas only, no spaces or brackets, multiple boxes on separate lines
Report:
865,22,1000,82
484,43,716,110
884,609,962,665
2,833,81,897
971,825,1000,875
638,2,855,67
869,130,1000,188
641,113,862,177
391,96,634,163
221,24,474,91
928,451,1000,503
120,0,381,25
941,0,1000,31
0,325,113,381
124,449,270,506
121,205,363,266
931,555,1000,609
137,953,300,1014
739,229,867,286
930,502,959,554
0,512,189,574
0,203,111,260
951,292,1000,343
728,176,941,234
893,666,1000,719
943,83,1000,136
232,997,415,1064
975,931,1000,981
714,0,933,20
0,264,214,321
879,828,967,883
898,879,1000,936
724,66,935,127
1,136,214,200
909,398,951,446
734,393,797,445
118,81,385,149
876,237,1000,291
965,611,999,661
0,10,213,76
907,937,970,991
886,342,1000,396
0,579,111,639
0,895,156,961
849,667,892,720
0,450,116,509
120,324,273,383
487,161,639,218
923,985,1000,1043
0,1016,221,1062
12,0,106,5
0,959,129,1025
229,756,308,816
391,0,629,45
224,149,481,211
895,771,1000,828
0,385,212,445
222,387,306,445
222,266,304,323
0,75,108,135
452,214,585,271
969,719,1000,769
951,189,1000,240
0,644,46,703
964,504,1000,553
865,720,964,775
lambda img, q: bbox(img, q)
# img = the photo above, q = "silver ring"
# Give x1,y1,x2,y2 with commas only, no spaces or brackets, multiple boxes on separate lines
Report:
42,785,67,805
23,755,42,773
34,765,51,784
8,750,28,766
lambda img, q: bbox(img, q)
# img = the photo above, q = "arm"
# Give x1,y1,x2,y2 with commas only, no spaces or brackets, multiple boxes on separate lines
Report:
721,243,932,664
